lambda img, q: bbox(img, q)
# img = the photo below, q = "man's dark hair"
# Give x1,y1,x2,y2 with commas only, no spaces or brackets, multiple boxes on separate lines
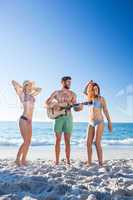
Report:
61,76,72,82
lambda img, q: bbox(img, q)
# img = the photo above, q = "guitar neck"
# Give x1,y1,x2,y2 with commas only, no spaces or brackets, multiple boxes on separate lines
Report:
69,101,92,108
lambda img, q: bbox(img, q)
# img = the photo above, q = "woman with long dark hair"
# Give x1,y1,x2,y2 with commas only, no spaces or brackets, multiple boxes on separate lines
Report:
84,81,112,166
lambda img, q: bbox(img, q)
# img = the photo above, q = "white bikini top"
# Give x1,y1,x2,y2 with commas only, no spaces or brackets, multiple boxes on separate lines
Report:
19,93,35,106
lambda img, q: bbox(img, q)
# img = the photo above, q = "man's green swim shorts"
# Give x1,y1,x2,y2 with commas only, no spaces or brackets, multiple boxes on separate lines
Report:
54,113,73,134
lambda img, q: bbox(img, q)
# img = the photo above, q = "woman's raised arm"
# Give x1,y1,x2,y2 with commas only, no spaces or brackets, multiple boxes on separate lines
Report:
31,88,42,96
12,80,23,95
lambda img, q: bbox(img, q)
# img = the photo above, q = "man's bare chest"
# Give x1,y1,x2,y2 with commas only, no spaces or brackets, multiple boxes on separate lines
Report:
55,91,73,103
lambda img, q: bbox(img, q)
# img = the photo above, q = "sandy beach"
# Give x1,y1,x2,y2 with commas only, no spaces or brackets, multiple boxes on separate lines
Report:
0,147,133,200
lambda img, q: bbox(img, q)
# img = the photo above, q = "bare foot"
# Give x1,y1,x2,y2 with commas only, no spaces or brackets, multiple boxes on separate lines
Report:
21,160,29,166
15,160,21,166
84,161,92,167
99,162,103,167
54,161,59,165
66,160,71,165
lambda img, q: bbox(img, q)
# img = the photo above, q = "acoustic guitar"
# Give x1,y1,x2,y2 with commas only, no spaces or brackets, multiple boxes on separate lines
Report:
47,101,92,119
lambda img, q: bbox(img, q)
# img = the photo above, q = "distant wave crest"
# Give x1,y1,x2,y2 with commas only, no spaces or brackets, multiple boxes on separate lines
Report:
0,138,133,147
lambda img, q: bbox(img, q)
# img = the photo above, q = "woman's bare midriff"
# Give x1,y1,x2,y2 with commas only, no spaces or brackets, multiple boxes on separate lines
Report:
22,103,34,120
88,107,104,122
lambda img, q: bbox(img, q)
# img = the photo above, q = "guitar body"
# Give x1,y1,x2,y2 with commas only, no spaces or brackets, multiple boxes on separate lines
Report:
47,102,68,119
47,108,66,119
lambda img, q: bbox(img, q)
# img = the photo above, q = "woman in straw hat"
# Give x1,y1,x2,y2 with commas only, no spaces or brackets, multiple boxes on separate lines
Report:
12,80,41,166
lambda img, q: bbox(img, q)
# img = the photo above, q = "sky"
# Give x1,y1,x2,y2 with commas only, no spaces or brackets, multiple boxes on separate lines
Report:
0,0,133,122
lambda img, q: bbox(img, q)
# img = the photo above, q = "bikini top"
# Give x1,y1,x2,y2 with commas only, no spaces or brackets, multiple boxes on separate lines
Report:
91,98,102,109
20,93,35,105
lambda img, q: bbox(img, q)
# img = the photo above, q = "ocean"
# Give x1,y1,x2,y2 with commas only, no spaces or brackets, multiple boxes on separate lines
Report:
0,121,133,148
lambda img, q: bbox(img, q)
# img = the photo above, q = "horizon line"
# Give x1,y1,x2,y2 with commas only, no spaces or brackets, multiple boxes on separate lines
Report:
0,120,132,123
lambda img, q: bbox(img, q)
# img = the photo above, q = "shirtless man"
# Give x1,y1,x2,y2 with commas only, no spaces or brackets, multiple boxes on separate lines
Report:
46,76,83,165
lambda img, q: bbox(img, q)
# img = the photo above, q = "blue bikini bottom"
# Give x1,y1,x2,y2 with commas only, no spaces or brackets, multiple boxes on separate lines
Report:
89,119,104,127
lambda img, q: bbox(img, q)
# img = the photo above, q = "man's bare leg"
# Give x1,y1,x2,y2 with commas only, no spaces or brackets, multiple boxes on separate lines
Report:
64,133,71,164
55,133,62,165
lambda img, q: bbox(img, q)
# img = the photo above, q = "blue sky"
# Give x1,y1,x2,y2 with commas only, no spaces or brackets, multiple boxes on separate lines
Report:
0,0,132,122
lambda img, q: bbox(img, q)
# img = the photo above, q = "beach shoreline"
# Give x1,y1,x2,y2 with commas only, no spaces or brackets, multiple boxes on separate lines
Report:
0,146,133,161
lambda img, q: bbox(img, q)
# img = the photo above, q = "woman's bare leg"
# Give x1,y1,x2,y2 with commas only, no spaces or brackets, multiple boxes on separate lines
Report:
95,123,104,166
15,119,31,166
21,122,32,165
87,125,95,166
15,142,24,166
15,119,26,165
